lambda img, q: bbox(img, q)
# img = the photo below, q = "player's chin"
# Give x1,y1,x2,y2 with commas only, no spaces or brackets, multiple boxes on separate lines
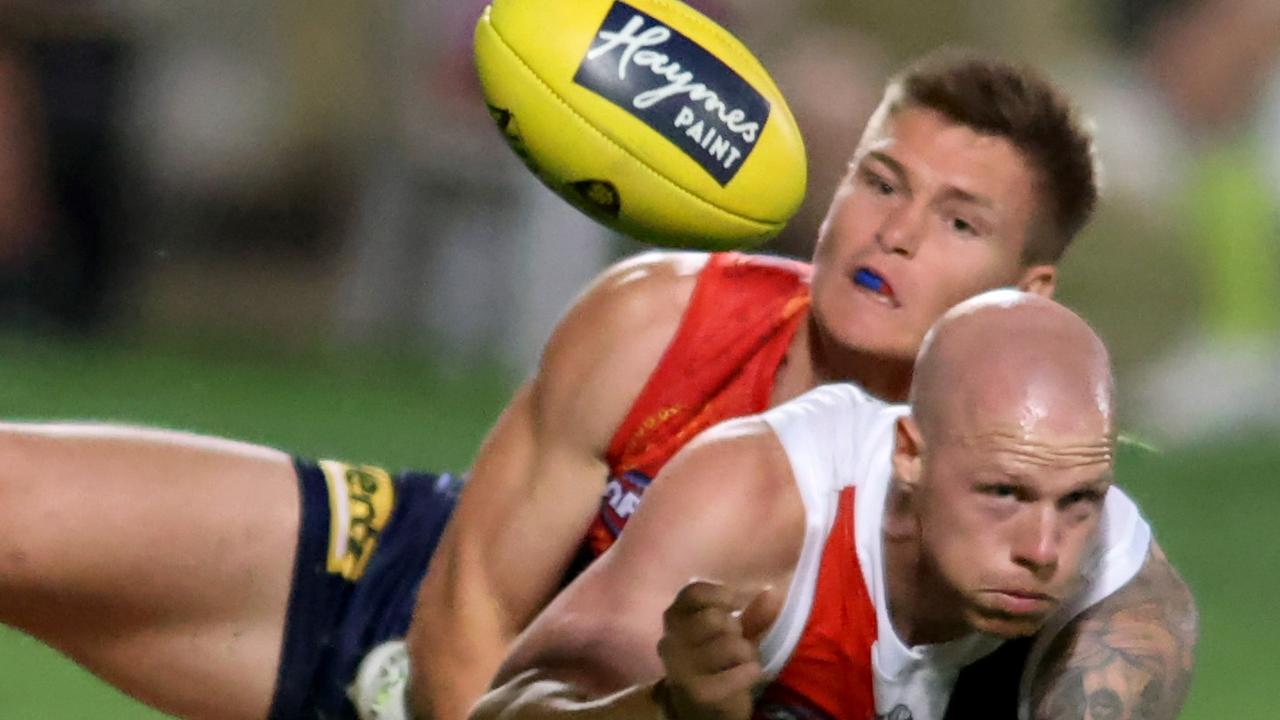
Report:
816,302,917,361
964,602,1053,639
841,329,917,366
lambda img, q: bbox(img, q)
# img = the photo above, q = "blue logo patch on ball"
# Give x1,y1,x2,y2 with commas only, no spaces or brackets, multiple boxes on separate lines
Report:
574,1,770,185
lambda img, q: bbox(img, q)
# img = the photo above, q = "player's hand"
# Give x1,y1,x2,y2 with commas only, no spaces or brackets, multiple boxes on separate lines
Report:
655,580,781,720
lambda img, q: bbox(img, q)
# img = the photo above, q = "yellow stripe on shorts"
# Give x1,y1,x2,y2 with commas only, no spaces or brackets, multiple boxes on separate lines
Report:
318,460,397,582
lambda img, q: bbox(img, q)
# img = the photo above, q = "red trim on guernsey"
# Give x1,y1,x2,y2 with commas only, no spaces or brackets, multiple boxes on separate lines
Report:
584,252,811,557
757,487,878,720
606,252,811,476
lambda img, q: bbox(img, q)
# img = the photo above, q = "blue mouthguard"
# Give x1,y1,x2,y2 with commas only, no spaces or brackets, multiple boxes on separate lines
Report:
854,268,884,293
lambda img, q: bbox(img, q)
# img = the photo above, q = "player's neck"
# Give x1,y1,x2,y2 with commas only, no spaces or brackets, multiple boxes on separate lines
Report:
882,486,970,646
780,313,914,403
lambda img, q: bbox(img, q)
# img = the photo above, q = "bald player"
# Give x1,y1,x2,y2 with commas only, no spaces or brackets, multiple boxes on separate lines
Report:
473,290,1197,720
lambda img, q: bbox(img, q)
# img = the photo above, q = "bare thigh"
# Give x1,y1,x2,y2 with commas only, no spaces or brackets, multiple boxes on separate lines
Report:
0,423,301,719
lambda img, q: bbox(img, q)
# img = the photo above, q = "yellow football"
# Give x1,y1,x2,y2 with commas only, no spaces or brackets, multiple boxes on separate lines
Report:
474,0,806,250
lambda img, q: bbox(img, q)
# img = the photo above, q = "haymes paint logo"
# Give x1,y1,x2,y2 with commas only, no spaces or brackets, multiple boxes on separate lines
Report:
574,1,771,185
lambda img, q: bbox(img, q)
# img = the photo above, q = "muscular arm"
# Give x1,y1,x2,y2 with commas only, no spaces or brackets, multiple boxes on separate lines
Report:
1028,543,1198,720
407,252,708,720
470,421,803,720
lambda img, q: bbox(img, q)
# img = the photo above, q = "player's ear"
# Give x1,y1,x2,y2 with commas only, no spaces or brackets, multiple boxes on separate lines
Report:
1016,264,1056,297
886,416,925,540
891,415,924,490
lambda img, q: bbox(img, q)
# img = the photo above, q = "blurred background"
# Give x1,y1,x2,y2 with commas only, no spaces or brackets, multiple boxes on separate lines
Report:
0,0,1274,717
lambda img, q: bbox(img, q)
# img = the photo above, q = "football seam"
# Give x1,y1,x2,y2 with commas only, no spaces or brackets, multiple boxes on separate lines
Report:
646,0,766,86
485,17,783,229
642,0,800,159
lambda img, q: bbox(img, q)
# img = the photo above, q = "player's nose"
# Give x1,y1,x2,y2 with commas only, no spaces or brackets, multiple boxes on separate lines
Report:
1012,504,1060,578
874,203,925,258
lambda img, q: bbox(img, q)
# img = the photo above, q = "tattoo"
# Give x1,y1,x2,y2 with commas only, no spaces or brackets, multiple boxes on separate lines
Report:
1086,689,1122,720
1030,544,1198,720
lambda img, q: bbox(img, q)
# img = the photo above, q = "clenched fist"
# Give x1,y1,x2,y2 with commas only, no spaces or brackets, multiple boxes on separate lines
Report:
655,580,782,720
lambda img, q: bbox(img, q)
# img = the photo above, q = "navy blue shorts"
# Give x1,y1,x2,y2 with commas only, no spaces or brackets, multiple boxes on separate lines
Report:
268,459,462,720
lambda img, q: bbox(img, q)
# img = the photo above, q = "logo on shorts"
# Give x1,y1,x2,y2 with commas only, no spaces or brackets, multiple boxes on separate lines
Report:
574,1,770,185
601,470,651,532
319,460,396,582
585,469,652,556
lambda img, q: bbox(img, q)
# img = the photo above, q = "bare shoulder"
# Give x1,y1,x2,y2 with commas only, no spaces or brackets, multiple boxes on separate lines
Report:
594,249,711,289
557,250,709,351
493,417,803,688
622,416,806,584
1028,542,1198,720
660,416,795,497
533,251,710,450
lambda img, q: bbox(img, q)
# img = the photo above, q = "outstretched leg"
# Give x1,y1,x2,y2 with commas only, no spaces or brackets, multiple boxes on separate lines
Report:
0,422,299,719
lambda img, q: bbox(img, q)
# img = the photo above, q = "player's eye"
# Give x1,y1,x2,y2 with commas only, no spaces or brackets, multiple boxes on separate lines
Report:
951,216,976,235
860,170,894,196
978,482,1019,499
1061,489,1104,508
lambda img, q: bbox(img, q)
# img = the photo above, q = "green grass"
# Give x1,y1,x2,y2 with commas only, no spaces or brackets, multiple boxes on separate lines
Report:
0,334,516,469
0,333,516,718
1116,437,1280,720
0,334,1273,718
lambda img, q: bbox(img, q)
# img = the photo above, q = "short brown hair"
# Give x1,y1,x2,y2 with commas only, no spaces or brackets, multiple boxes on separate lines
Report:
886,50,1099,265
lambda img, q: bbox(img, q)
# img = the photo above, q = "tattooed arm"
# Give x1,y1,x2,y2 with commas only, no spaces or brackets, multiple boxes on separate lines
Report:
1028,543,1199,720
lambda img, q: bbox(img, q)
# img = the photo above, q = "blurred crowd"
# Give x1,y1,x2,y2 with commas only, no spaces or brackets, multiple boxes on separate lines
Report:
0,0,1275,443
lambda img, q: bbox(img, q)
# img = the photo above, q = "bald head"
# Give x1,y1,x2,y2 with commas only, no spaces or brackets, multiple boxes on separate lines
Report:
889,291,1117,643
909,290,1113,446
